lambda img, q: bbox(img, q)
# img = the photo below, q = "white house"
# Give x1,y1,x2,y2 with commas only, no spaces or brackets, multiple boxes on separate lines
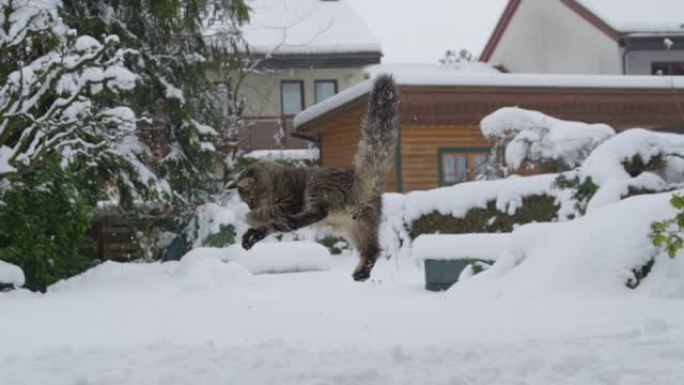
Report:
207,0,381,153
481,0,684,75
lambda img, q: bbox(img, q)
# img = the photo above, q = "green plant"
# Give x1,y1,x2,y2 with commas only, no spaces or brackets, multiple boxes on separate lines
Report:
468,259,488,275
204,224,237,248
623,154,663,177
554,174,599,215
318,235,349,255
651,193,684,258
0,166,97,292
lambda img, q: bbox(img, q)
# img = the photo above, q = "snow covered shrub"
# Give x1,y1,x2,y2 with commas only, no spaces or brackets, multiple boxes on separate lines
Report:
0,165,96,292
578,129,684,213
186,201,247,249
480,107,615,176
410,195,558,239
651,193,684,259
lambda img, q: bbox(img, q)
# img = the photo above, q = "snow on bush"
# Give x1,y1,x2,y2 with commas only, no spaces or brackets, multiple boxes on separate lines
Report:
481,107,615,171
403,173,576,224
579,128,684,212
447,192,684,299
186,197,249,248
0,260,25,288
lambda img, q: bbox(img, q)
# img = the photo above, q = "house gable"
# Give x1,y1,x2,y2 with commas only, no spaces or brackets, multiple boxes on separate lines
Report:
481,0,621,74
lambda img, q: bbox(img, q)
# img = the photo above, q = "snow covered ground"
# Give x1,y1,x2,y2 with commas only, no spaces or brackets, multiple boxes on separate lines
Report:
3,192,684,385
2,259,684,385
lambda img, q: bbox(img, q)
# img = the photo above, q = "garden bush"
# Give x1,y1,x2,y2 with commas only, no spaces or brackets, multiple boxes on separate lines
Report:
0,167,97,292
410,194,558,239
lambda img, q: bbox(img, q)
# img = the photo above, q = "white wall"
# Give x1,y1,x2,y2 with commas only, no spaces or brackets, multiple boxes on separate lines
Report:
488,0,621,74
229,67,367,117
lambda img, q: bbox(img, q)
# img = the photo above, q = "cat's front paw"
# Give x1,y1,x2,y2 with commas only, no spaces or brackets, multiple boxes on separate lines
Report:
242,228,267,250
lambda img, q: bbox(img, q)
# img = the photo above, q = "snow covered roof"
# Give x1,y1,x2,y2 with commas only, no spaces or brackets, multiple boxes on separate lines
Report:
366,63,500,77
294,71,684,129
575,0,684,34
243,149,319,161
239,0,381,55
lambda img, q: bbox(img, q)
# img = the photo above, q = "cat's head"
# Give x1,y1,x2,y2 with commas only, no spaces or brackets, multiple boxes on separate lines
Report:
226,162,272,209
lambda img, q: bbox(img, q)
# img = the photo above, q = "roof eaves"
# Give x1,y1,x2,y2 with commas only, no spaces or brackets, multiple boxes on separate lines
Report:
480,0,522,62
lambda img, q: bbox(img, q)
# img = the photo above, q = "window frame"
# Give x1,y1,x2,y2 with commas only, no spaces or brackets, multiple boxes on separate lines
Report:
651,62,684,76
280,80,305,116
314,79,338,104
438,147,491,186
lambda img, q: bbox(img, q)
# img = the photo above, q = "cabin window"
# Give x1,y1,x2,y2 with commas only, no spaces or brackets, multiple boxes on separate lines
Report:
439,147,491,186
281,80,304,115
315,80,337,104
652,62,684,76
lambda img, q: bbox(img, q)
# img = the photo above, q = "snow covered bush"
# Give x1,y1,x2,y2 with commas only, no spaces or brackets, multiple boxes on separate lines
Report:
411,194,558,239
403,173,578,242
0,165,96,291
576,128,684,212
480,107,615,176
446,191,683,298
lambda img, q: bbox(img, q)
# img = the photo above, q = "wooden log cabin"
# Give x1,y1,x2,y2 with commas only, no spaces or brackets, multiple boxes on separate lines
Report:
293,71,684,192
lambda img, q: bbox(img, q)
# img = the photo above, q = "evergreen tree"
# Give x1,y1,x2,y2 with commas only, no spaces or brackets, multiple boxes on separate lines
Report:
60,0,250,211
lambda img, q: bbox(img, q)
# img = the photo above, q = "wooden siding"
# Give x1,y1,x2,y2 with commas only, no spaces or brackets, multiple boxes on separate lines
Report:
401,124,492,191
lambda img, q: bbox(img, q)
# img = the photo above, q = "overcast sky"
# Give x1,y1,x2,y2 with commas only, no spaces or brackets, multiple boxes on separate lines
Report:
345,0,508,64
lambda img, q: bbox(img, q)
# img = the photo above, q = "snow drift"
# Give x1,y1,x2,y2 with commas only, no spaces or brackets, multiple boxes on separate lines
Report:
447,192,684,299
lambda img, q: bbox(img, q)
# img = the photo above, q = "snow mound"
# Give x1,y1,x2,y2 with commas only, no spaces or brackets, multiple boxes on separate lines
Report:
49,261,172,293
481,107,615,170
449,192,684,299
222,242,332,274
0,260,25,288
413,234,512,261
174,249,253,291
